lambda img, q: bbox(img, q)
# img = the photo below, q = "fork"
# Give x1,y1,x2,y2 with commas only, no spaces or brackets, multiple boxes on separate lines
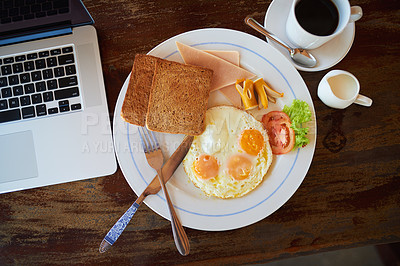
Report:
138,127,190,256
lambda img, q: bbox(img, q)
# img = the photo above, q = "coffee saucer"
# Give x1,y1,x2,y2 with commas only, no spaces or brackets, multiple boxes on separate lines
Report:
264,0,356,72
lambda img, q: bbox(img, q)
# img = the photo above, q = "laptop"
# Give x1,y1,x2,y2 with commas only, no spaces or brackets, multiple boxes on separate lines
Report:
0,0,117,193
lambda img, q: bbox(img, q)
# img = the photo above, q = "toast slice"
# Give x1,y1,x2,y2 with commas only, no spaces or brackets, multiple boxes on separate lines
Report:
146,59,213,135
121,54,158,126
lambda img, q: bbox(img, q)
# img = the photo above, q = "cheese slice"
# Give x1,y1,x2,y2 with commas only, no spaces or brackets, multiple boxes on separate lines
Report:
176,42,255,91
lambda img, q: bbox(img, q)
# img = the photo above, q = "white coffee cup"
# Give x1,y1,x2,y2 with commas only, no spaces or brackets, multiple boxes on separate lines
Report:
317,70,372,109
286,0,363,49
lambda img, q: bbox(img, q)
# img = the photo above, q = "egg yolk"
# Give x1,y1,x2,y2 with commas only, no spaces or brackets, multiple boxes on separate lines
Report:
193,154,219,180
240,129,264,156
227,154,252,180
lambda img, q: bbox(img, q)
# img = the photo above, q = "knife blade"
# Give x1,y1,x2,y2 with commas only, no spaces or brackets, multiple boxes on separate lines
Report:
139,135,194,198
99,135,194,253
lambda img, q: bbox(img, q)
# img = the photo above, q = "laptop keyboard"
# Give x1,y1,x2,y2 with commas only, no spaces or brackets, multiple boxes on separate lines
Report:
1,0,69,24
0,45,82,124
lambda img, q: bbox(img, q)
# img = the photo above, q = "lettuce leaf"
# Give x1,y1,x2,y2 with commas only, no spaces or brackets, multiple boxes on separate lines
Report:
283,99,312,149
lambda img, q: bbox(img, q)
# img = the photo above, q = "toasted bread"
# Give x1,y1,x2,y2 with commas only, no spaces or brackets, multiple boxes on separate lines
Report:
121,54,158,126
146,59,213,135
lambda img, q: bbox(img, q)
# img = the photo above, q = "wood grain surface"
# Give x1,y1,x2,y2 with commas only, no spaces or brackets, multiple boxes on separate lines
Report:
1,0,400,265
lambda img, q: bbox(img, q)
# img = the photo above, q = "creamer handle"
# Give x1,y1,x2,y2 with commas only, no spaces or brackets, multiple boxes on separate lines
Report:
354,94,372,107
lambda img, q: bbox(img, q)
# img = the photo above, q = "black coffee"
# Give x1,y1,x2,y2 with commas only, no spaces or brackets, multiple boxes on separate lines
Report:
295,0,339,36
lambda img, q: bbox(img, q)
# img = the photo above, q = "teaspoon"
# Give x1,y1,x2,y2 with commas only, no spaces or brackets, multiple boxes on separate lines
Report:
245,16,317,68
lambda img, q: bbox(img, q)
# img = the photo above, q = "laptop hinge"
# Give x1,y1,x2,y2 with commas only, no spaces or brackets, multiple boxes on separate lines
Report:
0,27,73,47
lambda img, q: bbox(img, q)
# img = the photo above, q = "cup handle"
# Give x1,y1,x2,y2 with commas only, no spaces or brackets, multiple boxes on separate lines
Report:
350,6,363,22
354,94,372,107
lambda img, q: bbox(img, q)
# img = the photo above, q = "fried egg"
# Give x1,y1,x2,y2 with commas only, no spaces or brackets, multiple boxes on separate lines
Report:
183,106,273,199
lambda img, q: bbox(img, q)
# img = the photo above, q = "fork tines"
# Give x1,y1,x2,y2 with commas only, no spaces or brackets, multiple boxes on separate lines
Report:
138,127,160,152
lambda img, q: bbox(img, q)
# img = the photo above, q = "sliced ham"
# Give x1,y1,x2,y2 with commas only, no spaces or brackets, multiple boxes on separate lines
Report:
176,42,255,92
218,84,242,107
205,50,240,66
205,50,242,107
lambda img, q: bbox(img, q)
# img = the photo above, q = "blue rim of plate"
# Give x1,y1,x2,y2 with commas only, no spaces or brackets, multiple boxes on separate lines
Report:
126,41,300,217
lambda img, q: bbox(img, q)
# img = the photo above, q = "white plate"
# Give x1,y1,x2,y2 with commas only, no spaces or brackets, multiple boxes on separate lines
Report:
113,28,316,231
264,0,356,72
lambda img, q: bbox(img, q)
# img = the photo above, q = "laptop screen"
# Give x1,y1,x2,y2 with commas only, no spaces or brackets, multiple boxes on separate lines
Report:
0,0,93,43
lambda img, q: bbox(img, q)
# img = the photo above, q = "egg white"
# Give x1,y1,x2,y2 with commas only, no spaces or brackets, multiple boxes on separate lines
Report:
183,106,273,199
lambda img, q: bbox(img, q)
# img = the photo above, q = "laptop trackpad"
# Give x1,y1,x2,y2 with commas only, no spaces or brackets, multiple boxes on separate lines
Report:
0,131,38,183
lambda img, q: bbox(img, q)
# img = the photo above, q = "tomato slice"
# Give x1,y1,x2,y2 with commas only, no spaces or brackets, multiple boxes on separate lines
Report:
262,111,295,155
262,110,291,125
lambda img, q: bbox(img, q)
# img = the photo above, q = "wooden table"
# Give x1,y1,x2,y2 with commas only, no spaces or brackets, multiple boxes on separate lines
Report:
1,0,399,264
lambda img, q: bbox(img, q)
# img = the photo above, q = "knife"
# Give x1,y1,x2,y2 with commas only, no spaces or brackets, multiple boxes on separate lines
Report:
99,135,194,253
